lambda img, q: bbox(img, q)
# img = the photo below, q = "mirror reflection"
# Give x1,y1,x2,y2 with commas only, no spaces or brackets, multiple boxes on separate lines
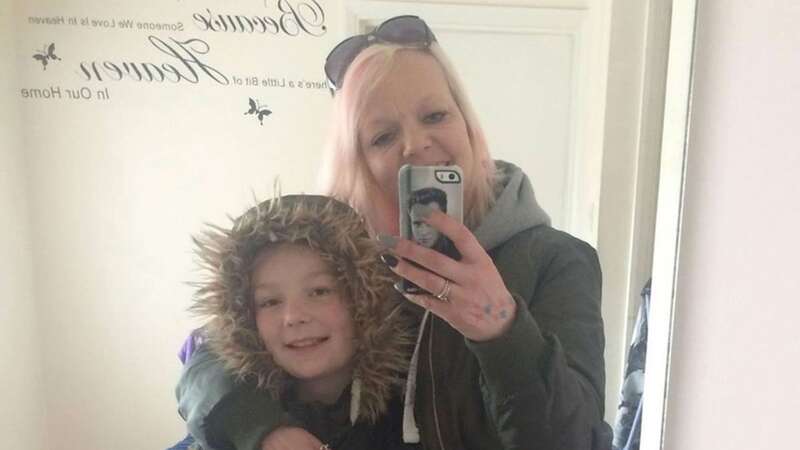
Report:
5,1,687,450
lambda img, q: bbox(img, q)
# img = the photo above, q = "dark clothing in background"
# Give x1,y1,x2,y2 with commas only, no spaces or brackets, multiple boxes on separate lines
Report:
613,280,651,450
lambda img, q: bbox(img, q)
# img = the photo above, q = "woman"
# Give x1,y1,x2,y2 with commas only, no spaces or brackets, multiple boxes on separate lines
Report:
177,15,611,450
182,195,417,450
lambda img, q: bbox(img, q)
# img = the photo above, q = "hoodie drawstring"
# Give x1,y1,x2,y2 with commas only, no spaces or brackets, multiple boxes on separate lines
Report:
349,377,362,424
402,310,430,443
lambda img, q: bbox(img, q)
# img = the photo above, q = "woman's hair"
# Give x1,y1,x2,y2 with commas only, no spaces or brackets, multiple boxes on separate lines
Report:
319,42,497,229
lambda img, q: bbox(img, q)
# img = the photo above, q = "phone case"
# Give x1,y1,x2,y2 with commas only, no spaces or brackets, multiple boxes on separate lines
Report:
397,164,463,294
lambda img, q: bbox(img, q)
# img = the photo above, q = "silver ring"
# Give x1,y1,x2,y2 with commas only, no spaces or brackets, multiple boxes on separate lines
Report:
434,278,452,303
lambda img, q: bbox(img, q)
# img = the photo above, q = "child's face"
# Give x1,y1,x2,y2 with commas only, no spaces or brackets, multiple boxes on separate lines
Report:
251,243,356,387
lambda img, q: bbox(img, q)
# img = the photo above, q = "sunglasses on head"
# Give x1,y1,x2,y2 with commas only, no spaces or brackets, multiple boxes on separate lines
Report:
324,15,437,92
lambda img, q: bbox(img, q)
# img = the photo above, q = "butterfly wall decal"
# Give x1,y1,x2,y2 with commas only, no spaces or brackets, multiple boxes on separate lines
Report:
33,43,61,70
244,98,273,125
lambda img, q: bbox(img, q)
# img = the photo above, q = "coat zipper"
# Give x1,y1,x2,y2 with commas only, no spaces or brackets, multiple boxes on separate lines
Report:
428,316,447,450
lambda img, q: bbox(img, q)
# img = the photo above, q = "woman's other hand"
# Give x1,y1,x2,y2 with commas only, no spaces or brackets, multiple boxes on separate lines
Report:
380,207,516,342
261,427,324,450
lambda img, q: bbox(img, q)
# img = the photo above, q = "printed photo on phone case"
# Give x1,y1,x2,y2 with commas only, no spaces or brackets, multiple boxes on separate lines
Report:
398,165,463,294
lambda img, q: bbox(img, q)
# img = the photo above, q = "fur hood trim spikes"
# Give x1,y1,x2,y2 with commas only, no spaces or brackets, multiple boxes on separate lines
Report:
190,195,414,423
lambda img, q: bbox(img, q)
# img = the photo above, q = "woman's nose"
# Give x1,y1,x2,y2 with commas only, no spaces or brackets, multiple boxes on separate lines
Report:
401,127,433,162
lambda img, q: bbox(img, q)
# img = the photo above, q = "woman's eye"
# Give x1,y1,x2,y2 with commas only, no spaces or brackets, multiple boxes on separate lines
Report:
371,131,395,147
423,111,447,124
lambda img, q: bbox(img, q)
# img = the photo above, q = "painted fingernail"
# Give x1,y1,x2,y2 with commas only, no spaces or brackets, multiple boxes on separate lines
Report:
377,234,399,249
381,254,399,268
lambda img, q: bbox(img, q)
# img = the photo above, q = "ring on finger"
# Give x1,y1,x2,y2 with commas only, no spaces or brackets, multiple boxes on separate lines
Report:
433,278,452,303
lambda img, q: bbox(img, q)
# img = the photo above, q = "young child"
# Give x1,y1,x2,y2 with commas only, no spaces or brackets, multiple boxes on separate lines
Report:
188,195,417,450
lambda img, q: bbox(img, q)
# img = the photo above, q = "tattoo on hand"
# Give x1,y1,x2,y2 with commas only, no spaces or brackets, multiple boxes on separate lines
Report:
484,303,509,321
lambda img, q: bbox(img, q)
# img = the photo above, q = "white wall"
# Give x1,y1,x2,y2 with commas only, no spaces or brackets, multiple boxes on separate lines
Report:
664,1,800,449
0,3,46,450
15,2,336,449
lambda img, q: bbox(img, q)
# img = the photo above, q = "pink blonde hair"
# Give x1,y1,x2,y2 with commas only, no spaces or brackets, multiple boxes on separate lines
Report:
319,42,497,229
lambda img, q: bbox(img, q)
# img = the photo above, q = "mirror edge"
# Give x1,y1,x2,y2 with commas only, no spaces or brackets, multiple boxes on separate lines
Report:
640,0,699,449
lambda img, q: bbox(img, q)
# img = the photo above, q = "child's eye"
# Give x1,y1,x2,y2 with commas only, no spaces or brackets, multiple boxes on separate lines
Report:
310,286,334,297
255,298,281,309
423,111,447,124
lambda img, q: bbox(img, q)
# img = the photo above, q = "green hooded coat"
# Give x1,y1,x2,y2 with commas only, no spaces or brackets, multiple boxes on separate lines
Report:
177,163,612,450
181,195,417,450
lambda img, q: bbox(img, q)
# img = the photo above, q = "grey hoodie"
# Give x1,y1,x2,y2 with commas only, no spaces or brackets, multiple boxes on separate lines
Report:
473,160,551,250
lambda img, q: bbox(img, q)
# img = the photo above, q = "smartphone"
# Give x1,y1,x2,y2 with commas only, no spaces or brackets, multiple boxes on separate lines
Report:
397,164,463,294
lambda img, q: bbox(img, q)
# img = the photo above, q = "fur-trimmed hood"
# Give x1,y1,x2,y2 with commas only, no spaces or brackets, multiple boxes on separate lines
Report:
190,195,414,423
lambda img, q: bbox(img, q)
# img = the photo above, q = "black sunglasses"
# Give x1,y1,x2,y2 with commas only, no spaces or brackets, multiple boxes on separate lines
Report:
324,15,436,92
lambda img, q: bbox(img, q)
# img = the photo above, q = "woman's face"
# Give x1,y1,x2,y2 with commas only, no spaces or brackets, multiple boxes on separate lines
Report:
357,50,474,235
251,244,355,397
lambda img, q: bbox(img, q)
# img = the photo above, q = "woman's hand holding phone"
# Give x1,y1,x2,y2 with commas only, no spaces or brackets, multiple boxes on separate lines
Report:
380,207,516,342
